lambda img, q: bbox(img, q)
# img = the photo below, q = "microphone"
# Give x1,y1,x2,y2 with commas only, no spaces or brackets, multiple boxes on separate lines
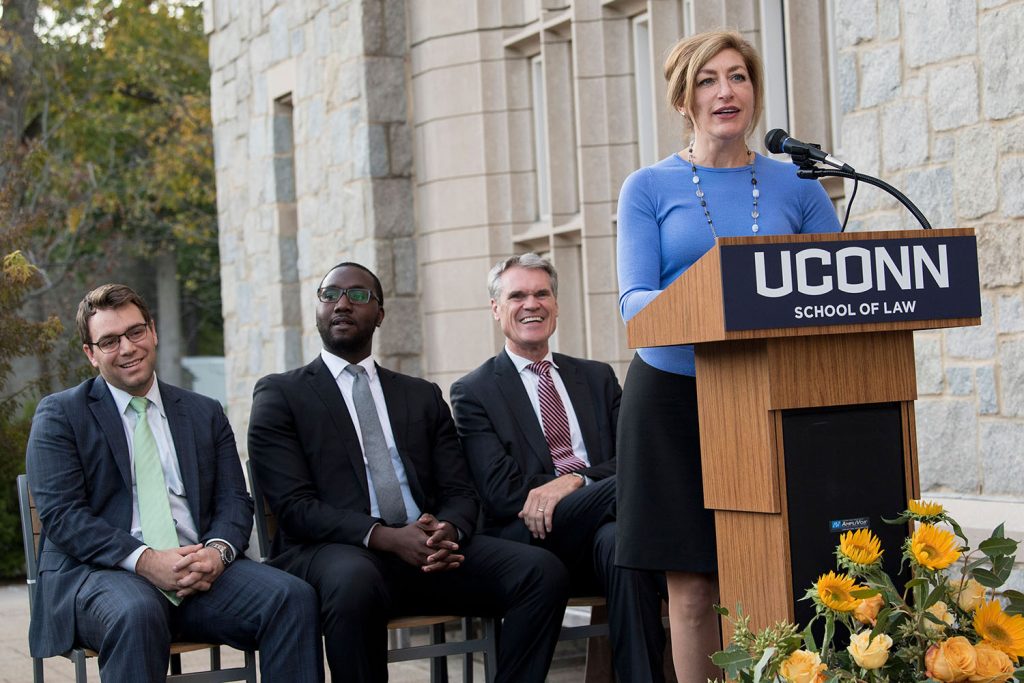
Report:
765,128,854,172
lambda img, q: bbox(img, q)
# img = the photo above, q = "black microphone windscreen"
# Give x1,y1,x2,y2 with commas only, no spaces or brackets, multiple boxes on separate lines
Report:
765,128,788,154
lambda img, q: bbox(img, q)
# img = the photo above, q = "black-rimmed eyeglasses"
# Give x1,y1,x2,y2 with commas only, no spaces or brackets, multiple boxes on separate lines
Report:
317,286,378,305
88,323,150,354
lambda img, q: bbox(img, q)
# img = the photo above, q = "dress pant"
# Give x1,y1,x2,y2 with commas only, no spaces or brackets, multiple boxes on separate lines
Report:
301,535,569,683
75,558,324,683
530,476,667,683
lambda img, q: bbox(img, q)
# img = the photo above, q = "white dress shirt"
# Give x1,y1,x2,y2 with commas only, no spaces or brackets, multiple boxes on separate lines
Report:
108,379,200,571
320,350,422,528
505,346,591,470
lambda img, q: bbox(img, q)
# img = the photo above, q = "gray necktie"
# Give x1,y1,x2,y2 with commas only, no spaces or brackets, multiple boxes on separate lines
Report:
345,364,408,525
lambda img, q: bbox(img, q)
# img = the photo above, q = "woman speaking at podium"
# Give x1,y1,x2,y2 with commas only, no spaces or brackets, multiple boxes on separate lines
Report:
615,30,840,682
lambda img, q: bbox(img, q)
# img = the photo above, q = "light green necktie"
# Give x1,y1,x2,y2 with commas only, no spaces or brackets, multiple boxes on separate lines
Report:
129,396,182,605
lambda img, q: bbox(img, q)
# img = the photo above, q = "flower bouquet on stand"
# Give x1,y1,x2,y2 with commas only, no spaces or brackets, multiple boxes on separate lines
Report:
711,500,1024,682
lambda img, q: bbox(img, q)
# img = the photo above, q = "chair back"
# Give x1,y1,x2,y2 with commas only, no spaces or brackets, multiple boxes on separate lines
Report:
17,474,41,612
245,460,276,562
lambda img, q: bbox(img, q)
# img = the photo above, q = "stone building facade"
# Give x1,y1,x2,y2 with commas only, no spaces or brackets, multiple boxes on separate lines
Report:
206,0,1022,547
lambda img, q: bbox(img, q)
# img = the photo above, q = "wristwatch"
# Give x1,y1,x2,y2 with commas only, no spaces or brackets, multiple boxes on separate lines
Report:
205,540,235,567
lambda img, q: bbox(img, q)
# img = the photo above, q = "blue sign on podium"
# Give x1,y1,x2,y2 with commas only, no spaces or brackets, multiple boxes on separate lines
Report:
719,234,982,331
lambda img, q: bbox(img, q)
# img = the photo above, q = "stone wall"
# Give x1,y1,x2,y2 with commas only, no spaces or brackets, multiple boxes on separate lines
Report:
205,0,419,442
834,0,1023,564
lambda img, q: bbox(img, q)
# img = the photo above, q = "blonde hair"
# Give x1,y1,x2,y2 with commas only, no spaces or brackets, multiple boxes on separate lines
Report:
664,30,765,137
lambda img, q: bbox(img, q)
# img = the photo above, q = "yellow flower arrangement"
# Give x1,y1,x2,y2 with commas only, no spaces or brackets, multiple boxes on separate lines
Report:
847,630,892,669
973,600,1024,662
710,503,1023,683
839,528,883,565
908,498,945,517
815,571,861,613
971,642,1016,683
911,522,962,570
778,649,826,683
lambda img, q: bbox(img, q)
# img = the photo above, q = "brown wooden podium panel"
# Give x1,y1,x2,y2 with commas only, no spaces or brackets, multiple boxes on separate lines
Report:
696,340,779,513
715,510,793,636
765,331,918,409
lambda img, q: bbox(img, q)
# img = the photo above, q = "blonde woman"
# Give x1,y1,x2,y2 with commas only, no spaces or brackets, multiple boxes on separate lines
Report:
615,30,840,682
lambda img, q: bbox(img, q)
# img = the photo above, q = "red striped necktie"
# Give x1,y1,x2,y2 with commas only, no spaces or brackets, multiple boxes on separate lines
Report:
526,360,586,476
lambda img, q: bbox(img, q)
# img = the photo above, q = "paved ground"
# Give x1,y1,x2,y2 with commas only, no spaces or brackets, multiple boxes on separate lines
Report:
0,581,590,682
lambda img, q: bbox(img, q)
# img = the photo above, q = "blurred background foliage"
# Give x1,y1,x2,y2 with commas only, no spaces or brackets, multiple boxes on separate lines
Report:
0,0,220,577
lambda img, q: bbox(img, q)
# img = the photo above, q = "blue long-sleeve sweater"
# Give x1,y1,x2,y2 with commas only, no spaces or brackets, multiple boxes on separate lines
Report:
617,152,841,376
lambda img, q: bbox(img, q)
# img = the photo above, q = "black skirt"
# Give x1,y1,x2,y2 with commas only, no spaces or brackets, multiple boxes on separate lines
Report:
614,354,717,573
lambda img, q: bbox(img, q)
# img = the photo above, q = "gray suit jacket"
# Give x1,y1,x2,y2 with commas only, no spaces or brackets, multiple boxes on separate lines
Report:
24,377,253,657
450,351,621,541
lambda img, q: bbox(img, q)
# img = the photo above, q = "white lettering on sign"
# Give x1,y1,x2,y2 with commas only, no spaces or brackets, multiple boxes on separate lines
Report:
755,244,949,298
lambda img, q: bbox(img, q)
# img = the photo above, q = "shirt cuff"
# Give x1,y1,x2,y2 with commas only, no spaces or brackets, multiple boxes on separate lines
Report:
120,545,148,572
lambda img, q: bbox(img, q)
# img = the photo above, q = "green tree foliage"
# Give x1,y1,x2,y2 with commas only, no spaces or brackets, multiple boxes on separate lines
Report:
5,0,222,353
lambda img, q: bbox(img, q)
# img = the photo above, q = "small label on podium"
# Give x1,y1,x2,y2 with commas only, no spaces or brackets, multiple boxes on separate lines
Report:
719,234,982,331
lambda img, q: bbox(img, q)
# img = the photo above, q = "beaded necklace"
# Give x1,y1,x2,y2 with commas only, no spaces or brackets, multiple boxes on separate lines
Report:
687,144,760,237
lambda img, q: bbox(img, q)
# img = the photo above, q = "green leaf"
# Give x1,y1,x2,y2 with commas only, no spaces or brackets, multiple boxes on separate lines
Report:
904,577,930,590
852,587,880,598
802,622,818,652
923,581,947,609
823,612,835,654
991,523,1005,539
979,536,1018,557
714,604,730,617
711,645,755,679
971,568,1004,588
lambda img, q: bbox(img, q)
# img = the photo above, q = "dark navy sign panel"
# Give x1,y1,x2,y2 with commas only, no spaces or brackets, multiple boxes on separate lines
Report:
719,235,981,331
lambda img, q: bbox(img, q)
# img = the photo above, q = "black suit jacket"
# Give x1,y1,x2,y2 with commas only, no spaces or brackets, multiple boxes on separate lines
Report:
450,351,621,540
24,377,253,657
247,357,479,577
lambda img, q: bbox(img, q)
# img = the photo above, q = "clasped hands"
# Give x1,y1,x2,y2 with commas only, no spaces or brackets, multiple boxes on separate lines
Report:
136,543,226,599
369,513,464,572
518,474,584,540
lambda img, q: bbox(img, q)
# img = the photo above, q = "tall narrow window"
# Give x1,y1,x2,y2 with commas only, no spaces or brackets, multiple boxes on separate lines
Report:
530,55,551,220
760,0,790,132
632,14,656,168
273,95,302,370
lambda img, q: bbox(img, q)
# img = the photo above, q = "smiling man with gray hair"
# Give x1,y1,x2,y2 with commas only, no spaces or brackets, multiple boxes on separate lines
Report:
451,253,668,683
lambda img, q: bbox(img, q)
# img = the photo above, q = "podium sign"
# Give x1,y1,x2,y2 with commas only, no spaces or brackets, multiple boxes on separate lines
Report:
719,234,982,331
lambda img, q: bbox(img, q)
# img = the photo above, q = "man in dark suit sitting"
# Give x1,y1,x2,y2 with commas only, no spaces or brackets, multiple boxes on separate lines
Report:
450,253,667,683
25,284,323,682
247,261,569,683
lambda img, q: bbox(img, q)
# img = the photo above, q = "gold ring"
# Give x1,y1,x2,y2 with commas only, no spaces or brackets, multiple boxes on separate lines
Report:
537,507,545,512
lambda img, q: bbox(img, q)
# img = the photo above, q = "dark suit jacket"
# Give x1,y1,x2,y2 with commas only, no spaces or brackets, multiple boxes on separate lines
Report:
24,377,253,657
450,350,621,541
247,357,479,578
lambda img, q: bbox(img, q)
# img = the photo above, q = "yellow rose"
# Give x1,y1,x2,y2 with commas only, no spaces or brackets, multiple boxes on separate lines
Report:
926,636,978,682
954,578,987,613
854,593,886,625
847,630,893,670
779,649,827,683
924,600,956,636
969,642,1015,683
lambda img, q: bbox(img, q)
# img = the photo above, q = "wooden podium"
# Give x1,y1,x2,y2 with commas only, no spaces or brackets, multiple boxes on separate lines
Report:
626,228,981,633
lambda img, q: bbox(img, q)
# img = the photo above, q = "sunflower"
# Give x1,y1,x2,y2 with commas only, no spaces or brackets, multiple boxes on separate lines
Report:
839,529,883,565
908,499,945,517
910,523,961,570
816,571,862,613
973,600,1024,661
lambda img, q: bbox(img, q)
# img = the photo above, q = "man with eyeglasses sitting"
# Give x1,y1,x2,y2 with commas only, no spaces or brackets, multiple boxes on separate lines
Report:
247,261,570,683
25,283,324,682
